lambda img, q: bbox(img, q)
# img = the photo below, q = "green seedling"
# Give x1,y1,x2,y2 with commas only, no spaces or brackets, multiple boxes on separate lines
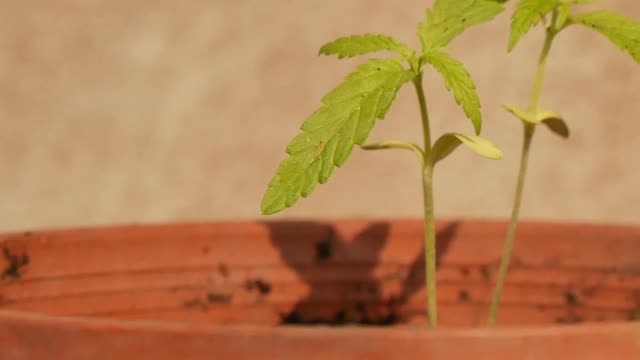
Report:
488,0,640,326
261,0,507,328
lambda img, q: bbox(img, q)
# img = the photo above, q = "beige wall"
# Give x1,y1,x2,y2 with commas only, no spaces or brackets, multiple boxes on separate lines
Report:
0,0,638,231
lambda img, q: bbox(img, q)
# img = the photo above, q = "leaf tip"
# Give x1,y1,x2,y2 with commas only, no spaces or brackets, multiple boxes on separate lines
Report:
260,191,284,216
260,206,274,216
474,123,482,136
472,112,483,135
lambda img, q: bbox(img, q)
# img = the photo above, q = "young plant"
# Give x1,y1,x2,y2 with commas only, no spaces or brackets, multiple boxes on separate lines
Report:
261,0,506,327
488,0,640,326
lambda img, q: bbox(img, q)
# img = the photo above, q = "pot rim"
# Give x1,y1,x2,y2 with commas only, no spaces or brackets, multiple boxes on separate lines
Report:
2,310,639,339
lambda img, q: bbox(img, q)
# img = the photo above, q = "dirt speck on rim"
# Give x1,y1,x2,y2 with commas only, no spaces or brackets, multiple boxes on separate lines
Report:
459,267,470,277
218,263,229,278
315,239,332,261
182,298,207,310
245,279,272,295
1,246,29,280
458,289,470,302
207,293,232,304
480,265,492,281
565,290,580,306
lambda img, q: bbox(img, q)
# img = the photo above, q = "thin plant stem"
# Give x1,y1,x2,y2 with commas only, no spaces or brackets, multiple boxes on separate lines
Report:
529,30,555,112
414,72,438,328
487,27,557,326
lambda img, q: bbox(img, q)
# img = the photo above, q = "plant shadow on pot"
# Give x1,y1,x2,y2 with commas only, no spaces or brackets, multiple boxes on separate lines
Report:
265,221,459,326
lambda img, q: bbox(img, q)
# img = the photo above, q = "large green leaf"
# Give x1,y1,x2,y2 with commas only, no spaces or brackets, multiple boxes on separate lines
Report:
319,34,413,59
261,59,415,215
508,0,558,51
418,0,504,53
573,10,640,64
432,133,503,166
425,51,483,134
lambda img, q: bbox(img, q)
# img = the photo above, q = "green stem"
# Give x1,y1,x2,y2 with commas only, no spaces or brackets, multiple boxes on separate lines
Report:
529,29,555,111
487,123,534,326
487,28,556,327
414,73,437,328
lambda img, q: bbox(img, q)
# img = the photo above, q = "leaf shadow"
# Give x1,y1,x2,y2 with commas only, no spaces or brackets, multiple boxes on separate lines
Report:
265,220,459,326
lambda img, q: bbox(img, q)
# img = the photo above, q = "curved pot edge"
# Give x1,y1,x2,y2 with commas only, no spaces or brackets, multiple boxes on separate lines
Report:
4,217,638,236
2,310,639,339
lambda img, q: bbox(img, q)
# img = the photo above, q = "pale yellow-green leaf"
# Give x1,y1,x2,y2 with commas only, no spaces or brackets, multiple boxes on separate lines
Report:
503,104,570,138
502,103,538,124
425,51,483,134
419,0,504,53
572,10,640,64
432,133,503,166
261,59,415,215
508,0,558,51
319,34,414,59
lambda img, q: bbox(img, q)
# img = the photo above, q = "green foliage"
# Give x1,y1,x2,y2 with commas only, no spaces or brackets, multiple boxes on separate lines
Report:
425,51,483,134
556,3,571,29
261,59,414,215
508,0,558,51
573,11,640,64
319,34,413,59
432,133,503,166
262,0,507,215
419,0,504,53
416,0,503,134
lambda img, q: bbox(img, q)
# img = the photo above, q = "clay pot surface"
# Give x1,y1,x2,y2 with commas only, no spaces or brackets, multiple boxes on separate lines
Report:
1,219,639,359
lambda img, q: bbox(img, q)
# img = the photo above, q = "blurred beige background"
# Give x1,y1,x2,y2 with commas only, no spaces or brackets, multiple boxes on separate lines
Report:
0,0,638,232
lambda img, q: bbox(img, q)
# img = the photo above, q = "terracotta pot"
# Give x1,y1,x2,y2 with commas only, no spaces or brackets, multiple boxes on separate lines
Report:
0,219,639,359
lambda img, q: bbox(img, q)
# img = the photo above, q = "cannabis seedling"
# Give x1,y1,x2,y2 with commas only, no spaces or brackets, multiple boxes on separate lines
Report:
488,0,640,326
261,0,507,327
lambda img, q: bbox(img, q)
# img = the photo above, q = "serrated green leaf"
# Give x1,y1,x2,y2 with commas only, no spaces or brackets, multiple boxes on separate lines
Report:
573,11,640,64
261,59,415,215
432,133,503,166
508,0,558,52
503,103,538,124
425,51,483,134
538,109,570,138
418,0,504,53
319,34,414,59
